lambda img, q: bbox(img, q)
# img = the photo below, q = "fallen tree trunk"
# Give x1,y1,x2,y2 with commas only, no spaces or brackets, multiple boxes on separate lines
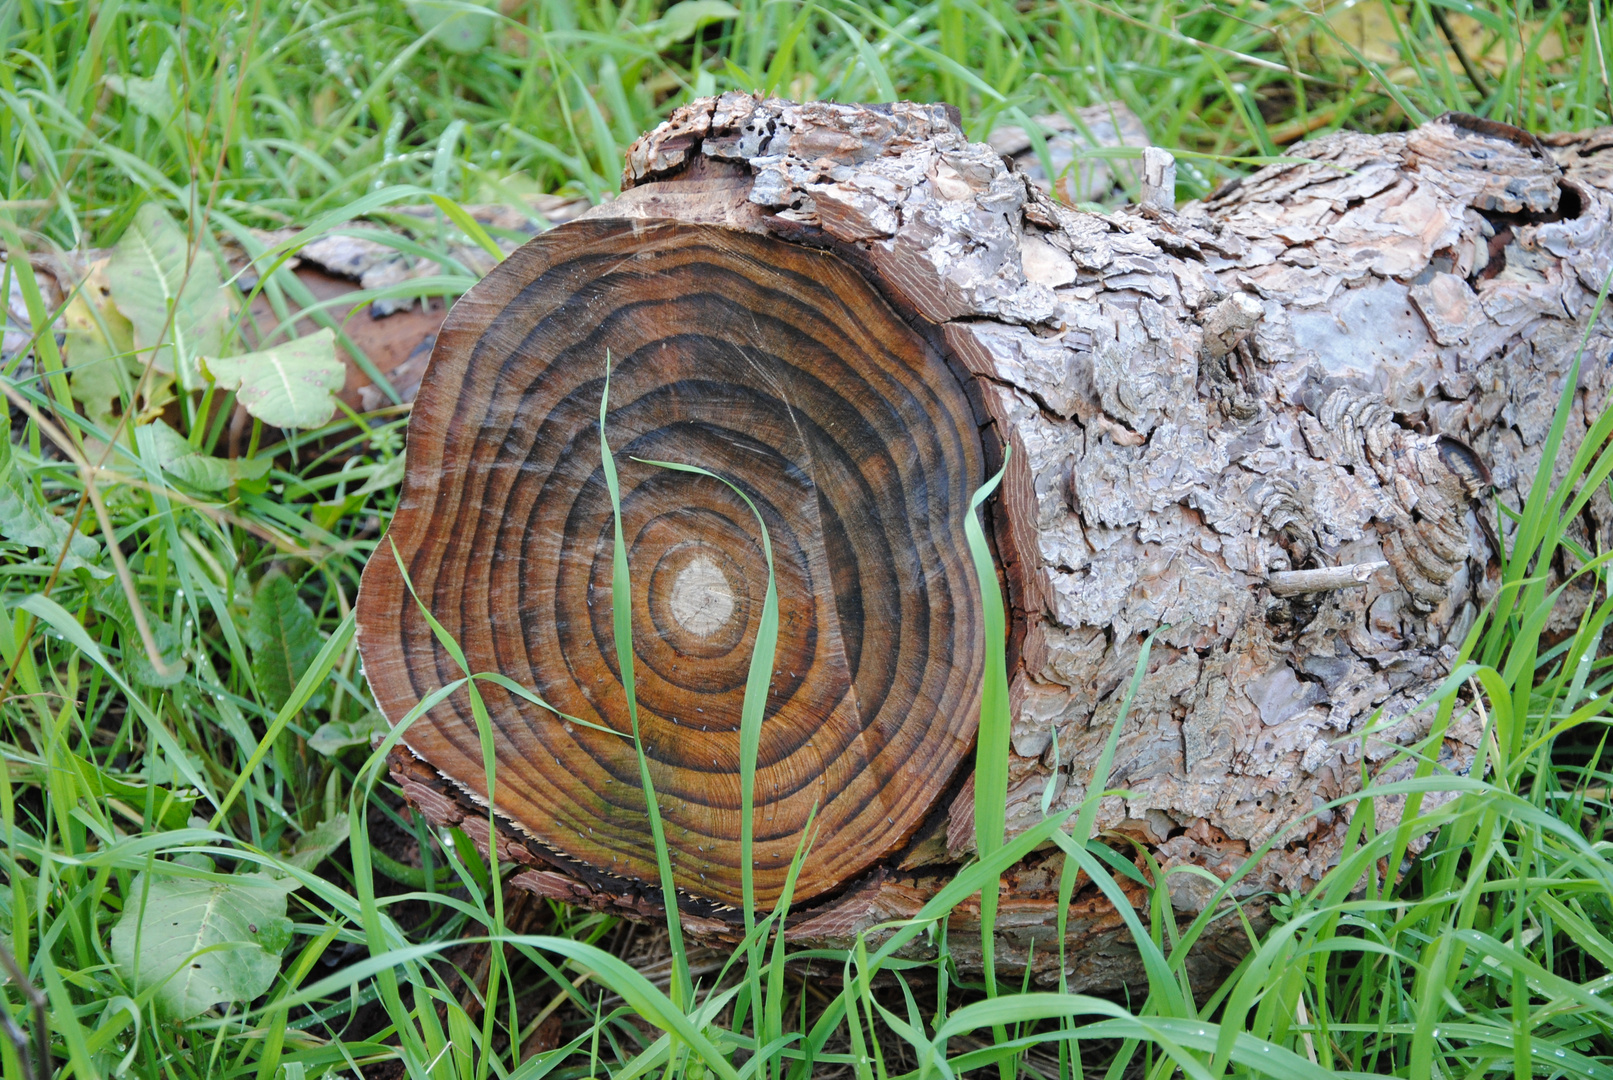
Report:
358,97,1613,991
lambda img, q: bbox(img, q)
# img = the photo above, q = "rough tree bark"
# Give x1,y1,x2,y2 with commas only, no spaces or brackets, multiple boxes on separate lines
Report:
358,97,1613,992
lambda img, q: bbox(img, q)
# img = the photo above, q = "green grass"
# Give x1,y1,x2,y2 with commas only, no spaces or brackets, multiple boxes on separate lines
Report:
2,1,1613,1078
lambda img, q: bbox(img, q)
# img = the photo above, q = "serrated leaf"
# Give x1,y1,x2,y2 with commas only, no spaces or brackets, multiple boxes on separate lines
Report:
203,329,343,430
146,751,209,792
94,577,186,687
307,712,387,756
111,871,294,1021
0,481,105,576
106,204,230,390
0,408,106,577
247,572,324,711
147,418,272,492
404,0,496,54
644,0,740,49
350,450,405,497
284,812,351,872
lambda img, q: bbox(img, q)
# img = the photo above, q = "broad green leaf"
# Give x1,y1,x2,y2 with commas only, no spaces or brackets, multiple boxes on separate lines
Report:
106,204,230,389
644,0,741,49
147,419,272,491
0,475,104,576
8,754,197,830
61,259,140,432
104,47,181,125
0,407,105,577
203,329,343,430
307,712,388,756
284,812,351,873
404,0,496,54
93,578,186,688
110,872,294,1021
103,47,205,135
247,572,325,711
88,767,197,831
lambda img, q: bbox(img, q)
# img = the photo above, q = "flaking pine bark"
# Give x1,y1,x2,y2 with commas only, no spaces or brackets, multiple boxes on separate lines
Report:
359,97,1613,991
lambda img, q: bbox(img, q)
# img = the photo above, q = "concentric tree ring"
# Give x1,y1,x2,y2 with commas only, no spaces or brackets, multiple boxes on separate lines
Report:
358,219,987,908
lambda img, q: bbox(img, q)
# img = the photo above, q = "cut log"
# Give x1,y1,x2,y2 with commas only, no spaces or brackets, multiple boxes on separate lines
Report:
357,97,1613,989
360,219,987,911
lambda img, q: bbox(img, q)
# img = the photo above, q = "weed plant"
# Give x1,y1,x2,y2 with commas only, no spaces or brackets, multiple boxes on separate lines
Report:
1,2,1612,1078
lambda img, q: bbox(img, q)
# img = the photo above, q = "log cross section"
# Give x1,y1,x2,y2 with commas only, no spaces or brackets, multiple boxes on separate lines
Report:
359,220,986,910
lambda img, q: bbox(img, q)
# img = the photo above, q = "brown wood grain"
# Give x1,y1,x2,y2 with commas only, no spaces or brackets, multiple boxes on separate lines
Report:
358,218,987,909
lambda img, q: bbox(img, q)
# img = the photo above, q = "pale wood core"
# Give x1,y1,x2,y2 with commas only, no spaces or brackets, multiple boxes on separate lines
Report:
667,553,737,638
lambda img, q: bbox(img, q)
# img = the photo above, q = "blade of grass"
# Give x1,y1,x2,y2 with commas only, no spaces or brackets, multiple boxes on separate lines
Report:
598,356,692,1014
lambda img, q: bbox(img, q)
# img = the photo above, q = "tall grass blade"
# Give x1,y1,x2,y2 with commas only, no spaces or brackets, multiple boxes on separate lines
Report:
599,357,693,1013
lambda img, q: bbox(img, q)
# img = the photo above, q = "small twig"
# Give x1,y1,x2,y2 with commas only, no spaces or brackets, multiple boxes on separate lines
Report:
0,692,69,707
1265,102,1343,146
1266,561,1388,597
0,941,49,1080
1429,4,1490,99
